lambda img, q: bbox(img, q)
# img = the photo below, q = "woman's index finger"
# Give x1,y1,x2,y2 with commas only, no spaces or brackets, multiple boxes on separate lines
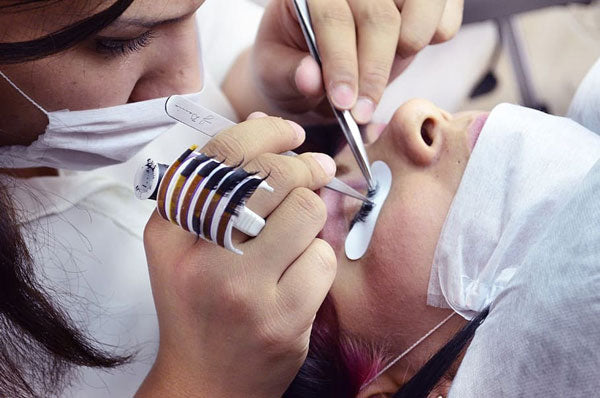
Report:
201,117,305,166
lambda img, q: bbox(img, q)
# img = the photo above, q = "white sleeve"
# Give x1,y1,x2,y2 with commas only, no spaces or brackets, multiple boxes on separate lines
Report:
196,0,265,86
449,159,600,397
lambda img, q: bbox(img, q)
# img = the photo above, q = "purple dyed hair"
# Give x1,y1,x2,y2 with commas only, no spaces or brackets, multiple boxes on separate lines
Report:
283,295,388,398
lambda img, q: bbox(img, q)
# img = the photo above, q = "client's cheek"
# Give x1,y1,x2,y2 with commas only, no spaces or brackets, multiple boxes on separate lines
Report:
366,218,401,274
364,196,433,288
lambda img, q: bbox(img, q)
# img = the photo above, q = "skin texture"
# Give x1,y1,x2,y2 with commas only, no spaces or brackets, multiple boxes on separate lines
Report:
320,99,487,397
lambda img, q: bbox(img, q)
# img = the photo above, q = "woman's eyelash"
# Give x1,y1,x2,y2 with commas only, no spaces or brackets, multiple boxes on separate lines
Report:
95,30,155,57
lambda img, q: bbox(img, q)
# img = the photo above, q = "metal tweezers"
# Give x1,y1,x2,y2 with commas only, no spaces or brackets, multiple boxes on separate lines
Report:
292,0,377,193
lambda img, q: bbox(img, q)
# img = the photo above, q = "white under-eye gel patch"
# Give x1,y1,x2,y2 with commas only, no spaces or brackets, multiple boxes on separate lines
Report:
345,161,392,260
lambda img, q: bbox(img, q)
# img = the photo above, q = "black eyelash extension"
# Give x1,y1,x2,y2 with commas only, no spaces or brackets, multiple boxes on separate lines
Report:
191,165,235,235
178,146,196,162
181,154,210,178
224,177,266,218
197,160,220,177
349,186,378,229
216,168,258,197
204,166,235,191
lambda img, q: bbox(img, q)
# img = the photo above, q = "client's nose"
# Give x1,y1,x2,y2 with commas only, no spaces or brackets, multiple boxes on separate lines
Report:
387,99,447,166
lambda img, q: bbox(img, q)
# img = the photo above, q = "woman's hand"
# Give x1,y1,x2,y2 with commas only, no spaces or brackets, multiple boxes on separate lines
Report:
136,116,337,398
245,0,463,123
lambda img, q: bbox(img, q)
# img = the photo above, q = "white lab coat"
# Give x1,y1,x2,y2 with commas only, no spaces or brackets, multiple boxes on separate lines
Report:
448,59,600,397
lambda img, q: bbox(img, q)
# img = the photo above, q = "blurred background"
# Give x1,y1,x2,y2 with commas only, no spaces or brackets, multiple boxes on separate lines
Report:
460,0,600,115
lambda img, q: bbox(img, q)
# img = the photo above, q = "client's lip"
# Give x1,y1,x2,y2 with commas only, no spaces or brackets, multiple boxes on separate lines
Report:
467,113,489,150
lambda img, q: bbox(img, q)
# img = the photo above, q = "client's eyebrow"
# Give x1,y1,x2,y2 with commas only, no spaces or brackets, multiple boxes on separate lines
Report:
336,164,351,176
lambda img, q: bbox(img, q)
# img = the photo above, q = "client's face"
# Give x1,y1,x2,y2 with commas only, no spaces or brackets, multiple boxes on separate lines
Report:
320,99,488,395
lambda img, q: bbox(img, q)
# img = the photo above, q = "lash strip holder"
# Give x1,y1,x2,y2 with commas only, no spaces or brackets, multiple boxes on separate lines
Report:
135,146,272,254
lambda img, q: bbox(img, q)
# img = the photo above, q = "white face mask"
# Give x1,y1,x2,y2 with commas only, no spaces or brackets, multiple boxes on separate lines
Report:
0,70,204,170
428,103,600,320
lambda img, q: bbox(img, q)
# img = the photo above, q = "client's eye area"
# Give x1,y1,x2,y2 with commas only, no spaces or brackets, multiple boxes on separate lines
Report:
349,200,375,229
345,162,392,260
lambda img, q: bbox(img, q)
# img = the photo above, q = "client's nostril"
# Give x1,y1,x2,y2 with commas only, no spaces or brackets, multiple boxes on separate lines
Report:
421,118,434,146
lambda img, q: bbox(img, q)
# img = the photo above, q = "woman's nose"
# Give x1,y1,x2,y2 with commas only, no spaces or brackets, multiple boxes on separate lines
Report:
128,18,203,103
386,99,448,166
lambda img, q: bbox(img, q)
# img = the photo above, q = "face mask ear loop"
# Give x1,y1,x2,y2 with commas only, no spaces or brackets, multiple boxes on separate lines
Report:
360,312,457,390
0,70,49,115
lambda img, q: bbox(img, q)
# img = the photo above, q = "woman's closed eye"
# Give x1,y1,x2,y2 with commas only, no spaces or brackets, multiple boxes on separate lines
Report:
95,30,155,57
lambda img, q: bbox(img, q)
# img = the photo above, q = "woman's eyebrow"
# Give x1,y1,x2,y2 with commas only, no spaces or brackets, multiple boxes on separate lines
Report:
110,13,189,29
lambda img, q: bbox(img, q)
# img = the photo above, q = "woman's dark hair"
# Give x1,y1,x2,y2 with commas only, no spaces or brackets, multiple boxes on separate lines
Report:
283,296,389,398
284,299,490,398
394,306,490,398
1,1,135,396
0,181,131,397
0,0,135,63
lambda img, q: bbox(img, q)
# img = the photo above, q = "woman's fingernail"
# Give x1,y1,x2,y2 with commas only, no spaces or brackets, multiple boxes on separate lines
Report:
311,153,336,177
352,97,375,124
330,83,355,109
295,56,323,96
287,120,305,140
247,111,268,120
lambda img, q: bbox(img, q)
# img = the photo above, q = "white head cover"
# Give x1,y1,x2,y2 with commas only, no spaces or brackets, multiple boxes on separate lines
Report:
427,102,600,320
446,57,600,397
569,57,600,132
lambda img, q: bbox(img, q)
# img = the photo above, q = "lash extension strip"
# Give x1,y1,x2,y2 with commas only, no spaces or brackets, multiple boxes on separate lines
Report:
193,164,234,238
181,160,221,232
134,146,272,255
156,145,197,220
204,168,255,240
174,154,210,226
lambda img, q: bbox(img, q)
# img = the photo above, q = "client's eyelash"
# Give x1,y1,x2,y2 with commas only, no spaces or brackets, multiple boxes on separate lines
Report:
349,186,378,229
95,30,155,57
349,201,375,229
